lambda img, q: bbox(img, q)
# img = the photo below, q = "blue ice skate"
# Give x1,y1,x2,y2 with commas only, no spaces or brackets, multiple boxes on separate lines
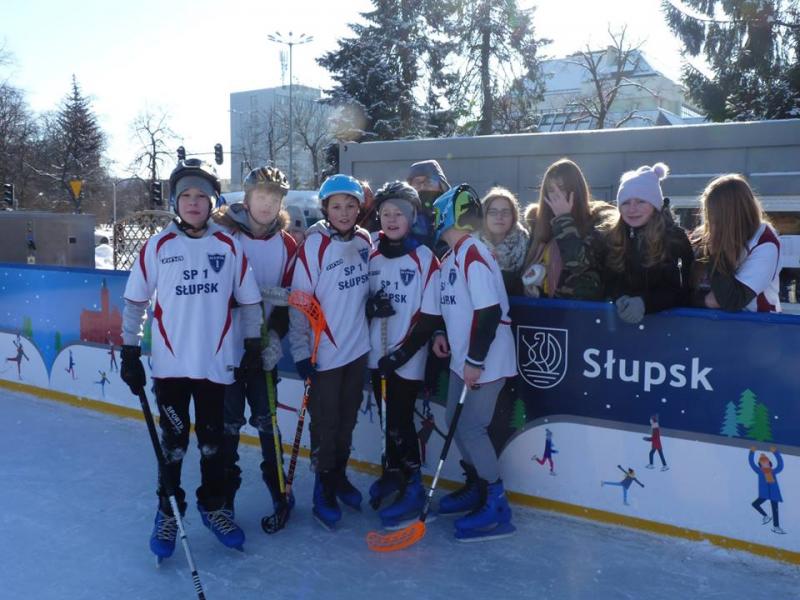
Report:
336,467,363,511
313,472,342,530
198,503,245,551
438,461,482,516
454,479,516,542
368,469,403,510
150,509,177,564
379,470,426,529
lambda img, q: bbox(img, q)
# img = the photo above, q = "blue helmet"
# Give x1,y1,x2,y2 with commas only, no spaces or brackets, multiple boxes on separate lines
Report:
433,184,482,243
319,174,365,206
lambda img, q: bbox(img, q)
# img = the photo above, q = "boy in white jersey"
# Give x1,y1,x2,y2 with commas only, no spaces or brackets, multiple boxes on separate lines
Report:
213,165,297,529
288,174,372,529
431,184,517,541
120,159,263,560
364,182,443,527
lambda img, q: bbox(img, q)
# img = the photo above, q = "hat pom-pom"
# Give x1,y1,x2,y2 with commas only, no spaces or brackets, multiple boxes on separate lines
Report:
652,162,669,180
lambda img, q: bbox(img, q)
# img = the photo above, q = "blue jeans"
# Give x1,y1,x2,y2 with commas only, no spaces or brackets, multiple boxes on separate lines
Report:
222,367,283,504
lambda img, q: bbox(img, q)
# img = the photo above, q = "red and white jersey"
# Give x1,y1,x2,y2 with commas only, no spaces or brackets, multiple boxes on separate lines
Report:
124,222,261,384
736,223,781,312
290,222,372,371
229,228,296,363
368,242,440,381
439,234,516,383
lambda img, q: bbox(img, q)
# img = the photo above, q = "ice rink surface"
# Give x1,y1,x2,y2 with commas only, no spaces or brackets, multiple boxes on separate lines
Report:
1,390,797,600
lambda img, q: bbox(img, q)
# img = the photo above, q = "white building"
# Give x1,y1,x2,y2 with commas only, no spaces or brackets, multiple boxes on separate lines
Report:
229,85,331,189
531,47,704,132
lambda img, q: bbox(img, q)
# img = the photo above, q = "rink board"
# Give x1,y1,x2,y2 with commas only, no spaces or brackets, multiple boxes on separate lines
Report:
1,262,798,563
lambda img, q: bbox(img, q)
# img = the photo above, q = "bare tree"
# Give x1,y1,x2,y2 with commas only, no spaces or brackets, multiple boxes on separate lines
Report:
130,108,178,184
565,27,657,129
284,98,335,188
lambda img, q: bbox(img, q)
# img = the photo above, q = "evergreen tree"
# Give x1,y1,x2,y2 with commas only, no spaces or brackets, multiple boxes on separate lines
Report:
747,402,773,442
318,0,454,141
720,400,740,437
445,0,548,135
22,316,33,339
510,397,527,431
737,388,758,429
662,0,800,121
54,331,62,354
32,76,107,213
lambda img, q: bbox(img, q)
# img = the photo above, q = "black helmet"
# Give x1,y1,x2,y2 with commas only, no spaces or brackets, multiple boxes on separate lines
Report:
244,165,289,194
168,158,221,211
373,181,422,214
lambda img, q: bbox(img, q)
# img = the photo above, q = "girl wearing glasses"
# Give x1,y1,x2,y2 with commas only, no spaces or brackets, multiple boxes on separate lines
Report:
477,187,530,296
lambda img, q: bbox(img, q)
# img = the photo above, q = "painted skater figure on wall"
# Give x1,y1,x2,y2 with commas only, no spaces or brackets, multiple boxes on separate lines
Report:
6,336,29,380
749,447,786,535
65,349,77,380
602,465,645,506
532,428,558,475
645,414,669,471
107,337,118,373
95,370,110,398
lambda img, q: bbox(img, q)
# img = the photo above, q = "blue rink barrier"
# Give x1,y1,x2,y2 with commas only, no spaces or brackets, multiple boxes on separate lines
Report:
1,263,798,563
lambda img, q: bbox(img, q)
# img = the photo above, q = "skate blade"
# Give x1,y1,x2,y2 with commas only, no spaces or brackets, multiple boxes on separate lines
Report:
455,523,516,542
383,512,438,531
313,513,338,531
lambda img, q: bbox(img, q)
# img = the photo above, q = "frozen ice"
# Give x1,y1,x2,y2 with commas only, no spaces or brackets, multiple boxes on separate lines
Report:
1,390,797,600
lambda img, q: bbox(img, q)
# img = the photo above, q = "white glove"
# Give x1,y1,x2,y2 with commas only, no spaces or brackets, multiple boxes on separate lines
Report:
261,329,283,371
261,286,290,307
616,295,645,324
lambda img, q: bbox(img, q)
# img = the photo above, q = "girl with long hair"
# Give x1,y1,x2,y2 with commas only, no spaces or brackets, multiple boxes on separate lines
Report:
521,158,615,299
604,163,693,323
691,175,781,312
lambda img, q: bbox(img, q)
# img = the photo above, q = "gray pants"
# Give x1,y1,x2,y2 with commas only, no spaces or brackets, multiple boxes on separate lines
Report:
445,373,505,483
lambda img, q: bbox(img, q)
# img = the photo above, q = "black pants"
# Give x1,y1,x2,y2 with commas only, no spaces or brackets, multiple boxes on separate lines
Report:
154,377,226,513
370,370,421,474
649,447,667,467
222,367,283,503
308,354,368,473
752,497,780,527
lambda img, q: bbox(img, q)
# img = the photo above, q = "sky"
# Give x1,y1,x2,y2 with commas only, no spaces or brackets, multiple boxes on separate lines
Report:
3,0,692,181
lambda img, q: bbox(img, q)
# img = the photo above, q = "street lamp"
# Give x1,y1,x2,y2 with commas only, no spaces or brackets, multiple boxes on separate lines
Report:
267,31,313,186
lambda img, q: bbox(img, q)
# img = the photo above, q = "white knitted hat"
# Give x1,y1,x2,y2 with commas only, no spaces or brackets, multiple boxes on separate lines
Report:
616,163,670,209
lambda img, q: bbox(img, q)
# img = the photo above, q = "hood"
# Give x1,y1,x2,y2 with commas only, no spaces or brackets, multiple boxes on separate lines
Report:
212,203,287,238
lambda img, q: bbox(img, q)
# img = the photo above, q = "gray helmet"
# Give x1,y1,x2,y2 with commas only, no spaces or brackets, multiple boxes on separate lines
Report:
373,181,422,215
168,158,221,211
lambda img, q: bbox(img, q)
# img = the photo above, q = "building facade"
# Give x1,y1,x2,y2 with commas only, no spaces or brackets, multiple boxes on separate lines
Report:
531,47,704,132
229,85,330,189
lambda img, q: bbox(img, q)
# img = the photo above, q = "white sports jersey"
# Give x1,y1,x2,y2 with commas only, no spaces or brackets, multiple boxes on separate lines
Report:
290,222,373,371
124,222,262,384
736,223,781,312
368,241,440,381
439,234,516,384
230,228,297,362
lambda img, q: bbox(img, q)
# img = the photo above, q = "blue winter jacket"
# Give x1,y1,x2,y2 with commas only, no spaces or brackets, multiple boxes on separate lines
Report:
748,451,783,502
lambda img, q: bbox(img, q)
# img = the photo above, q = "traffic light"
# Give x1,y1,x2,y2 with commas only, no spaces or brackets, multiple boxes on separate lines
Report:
151,180,163,206
214,143,223,165
177,146,186,161
2,183,13,208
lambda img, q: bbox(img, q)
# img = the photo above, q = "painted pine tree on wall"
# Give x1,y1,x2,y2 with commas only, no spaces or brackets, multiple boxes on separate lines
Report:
720,401,740,437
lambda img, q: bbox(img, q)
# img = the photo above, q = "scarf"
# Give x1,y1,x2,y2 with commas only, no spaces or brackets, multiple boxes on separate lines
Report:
479,222,529,273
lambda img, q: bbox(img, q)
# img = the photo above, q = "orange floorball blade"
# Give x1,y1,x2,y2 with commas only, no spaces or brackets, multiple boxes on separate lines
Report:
366,521,426,552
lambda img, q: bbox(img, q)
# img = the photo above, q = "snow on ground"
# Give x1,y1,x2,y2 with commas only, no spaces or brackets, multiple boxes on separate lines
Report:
1,390,797,600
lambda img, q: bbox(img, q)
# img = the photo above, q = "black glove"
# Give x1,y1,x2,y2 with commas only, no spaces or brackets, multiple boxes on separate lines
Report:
366,289,395,319
236,337,263,380
295,358,316,382
378,348,411,376
120,345,146,395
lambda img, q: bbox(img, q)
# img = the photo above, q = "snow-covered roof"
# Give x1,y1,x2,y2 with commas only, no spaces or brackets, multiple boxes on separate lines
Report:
539,47,661,94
